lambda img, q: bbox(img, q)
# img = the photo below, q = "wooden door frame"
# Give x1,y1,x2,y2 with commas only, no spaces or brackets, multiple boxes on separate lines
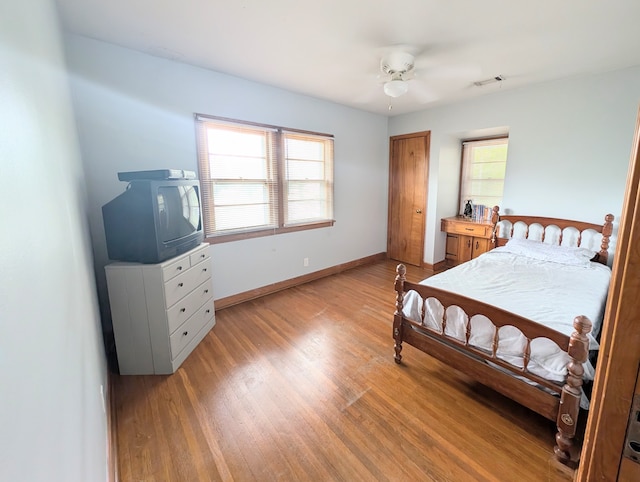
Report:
387,131,430,267
577,106,640,480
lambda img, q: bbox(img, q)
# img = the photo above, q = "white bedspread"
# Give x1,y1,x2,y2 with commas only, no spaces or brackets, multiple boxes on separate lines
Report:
402,249,611,386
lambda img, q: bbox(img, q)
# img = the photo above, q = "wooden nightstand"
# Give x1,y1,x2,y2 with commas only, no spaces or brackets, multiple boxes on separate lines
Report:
441,215,497,266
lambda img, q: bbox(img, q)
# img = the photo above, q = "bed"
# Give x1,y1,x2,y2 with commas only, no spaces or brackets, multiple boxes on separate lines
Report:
392,211,614,467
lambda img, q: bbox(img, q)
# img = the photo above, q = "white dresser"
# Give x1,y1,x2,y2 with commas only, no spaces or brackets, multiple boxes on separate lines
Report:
105,243,215,375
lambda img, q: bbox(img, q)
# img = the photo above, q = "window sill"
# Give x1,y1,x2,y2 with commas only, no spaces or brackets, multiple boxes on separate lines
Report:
205,220,335,244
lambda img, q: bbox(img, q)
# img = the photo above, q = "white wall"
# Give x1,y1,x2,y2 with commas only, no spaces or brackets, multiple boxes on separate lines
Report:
63,34,389,367
0,1,108,481
390,67,640,264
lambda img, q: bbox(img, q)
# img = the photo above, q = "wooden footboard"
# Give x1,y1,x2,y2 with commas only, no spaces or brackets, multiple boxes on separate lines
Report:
393,263,591,467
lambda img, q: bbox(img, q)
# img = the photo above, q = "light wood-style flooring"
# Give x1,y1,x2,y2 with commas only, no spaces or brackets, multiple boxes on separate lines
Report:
113,260,573,481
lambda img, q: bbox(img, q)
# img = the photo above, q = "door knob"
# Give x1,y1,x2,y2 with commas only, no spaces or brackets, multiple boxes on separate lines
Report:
416,209,422,214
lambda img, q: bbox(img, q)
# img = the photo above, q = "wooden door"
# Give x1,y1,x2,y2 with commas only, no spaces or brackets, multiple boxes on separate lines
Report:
577,105,640,480
387,132,429,266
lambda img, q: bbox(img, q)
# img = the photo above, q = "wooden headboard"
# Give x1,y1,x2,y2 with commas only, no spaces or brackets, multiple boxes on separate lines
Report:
491,212,614,265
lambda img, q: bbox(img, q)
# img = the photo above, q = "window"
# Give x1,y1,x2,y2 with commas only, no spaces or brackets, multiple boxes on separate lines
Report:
459,137,508,216
195,115,334,242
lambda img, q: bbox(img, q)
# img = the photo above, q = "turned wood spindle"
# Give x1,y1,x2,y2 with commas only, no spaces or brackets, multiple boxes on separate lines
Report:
554,315,592,465
393,264,407,364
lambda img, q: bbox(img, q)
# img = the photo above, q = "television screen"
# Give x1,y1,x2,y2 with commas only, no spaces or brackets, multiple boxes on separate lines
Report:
157,185,201,242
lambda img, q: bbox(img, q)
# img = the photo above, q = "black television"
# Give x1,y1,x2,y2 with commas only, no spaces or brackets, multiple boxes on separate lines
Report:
102,178,204,264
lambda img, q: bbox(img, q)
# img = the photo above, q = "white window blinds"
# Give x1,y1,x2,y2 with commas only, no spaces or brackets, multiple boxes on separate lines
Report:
283,131,334,226
195,115,334,240
459,137,508,215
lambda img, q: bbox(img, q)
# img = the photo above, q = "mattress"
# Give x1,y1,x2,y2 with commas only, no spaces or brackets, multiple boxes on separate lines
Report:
401,242,612,388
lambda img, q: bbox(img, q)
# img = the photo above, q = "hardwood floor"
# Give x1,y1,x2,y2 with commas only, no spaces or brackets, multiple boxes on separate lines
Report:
113,260,573,481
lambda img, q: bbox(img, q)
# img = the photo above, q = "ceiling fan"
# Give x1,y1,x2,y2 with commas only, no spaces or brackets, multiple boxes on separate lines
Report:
379,50,416,98
376,45,483,103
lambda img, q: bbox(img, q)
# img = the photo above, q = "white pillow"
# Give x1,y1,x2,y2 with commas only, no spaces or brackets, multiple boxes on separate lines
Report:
496,238,596,267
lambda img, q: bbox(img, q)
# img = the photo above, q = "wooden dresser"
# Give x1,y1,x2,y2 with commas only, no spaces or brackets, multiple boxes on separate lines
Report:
441,216,495,266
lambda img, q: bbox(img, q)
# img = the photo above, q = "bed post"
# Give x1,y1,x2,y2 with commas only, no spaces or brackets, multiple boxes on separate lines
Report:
598,214,614,264
554,315,592,466
490,205,500,224
393,264,407,364
489,206,500,245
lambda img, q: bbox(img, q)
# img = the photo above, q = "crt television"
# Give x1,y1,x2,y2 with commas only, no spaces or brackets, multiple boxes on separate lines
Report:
102,178,204,264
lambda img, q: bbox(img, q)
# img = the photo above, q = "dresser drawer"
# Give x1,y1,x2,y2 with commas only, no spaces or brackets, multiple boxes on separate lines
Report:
169,300,214,360
190,245,210,267
191,261,212,289
162,254,191,282
166,280,214,334
163,262,212,308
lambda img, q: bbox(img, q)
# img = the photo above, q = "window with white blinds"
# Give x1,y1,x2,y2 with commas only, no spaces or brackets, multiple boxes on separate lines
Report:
459,137,508,215
195,115,334,242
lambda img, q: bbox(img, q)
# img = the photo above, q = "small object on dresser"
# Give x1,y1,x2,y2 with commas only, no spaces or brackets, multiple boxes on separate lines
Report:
463,200,473,218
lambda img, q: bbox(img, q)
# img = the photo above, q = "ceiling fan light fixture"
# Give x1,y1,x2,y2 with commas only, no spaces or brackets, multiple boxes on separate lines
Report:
384,80,409,98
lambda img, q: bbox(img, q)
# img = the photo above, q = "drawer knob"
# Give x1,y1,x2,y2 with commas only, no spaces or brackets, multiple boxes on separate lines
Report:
180,308,186,313
465,228,473,231
201,254,205,258
177,266,183,271
204,289,209,294
183,331,188,337
202,268,207,272
178,282,184,287
206,309,210,314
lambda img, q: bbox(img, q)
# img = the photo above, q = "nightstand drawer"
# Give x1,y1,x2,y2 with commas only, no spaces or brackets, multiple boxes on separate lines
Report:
448,222,492,237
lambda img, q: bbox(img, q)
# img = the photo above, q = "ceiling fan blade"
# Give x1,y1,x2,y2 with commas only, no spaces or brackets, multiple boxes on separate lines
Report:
375,43,422,59
409,81,439,104
353,82,385,104
416,63,483,80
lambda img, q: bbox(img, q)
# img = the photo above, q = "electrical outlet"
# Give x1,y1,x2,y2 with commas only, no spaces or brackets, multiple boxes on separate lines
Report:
303,257,309,267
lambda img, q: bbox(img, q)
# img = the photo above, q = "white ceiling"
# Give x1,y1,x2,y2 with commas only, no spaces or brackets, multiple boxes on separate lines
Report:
56,0,640,116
